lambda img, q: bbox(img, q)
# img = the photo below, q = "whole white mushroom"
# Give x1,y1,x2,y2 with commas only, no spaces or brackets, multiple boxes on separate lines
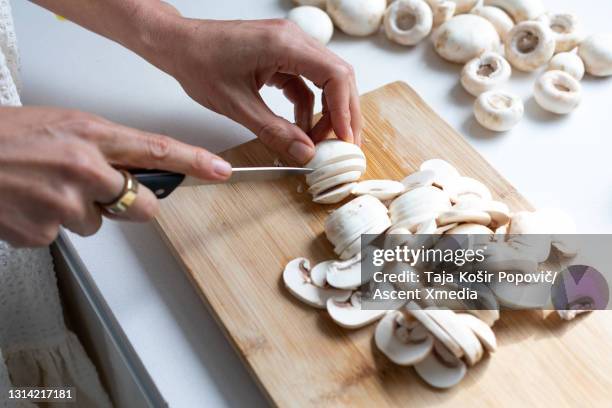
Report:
578,34,612,77
432,14,501,64
484,0,545,22
424,0,456,27
537,12,585,54
471,6,514,41
449,0,482,14
504,21,555,72
288,6,334,45
384,0,433,46
327,0,387,36
474,90,524,132
533,70,582,114
547,52,585,81
461,52,512,96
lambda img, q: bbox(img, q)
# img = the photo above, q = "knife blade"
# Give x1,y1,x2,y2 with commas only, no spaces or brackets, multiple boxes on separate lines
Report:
130,167,314,199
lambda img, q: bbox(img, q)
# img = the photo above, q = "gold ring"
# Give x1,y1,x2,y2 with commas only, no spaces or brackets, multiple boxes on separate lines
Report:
102,170,139,215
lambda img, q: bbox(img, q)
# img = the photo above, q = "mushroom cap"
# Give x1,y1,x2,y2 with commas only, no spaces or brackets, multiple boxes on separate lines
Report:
414,342,467,389
326,0,387,36
306,139,366,169
287,6,335,45
533,70,582,115
456,313,497,352
489,277,552,309
432,14,501,64
480,240,539,274
400,169,437,191
375,311,434,365
461,52,512,97
390,186,452,219
484,0,546,22
384,0,433,46
352,180,406,200
313,182,356,204
504,21,555,72
537,12,585,54
283,258,352,308
578,34,612,77
474,90,524,132
471,5,514,41
547,52,585,81
338,218,391,259
445,223,494,234
326,291,392,329
445,176,493,202
326,256,366,289
420,159,461,190
310,260,334,287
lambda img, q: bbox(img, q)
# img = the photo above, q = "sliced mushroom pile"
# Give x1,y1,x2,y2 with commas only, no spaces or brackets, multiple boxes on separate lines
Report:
282,157,585,389
287,0,612,130
376,302,497,388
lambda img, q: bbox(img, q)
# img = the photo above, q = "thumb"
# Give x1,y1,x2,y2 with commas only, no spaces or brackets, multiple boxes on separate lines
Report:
236,92,315,165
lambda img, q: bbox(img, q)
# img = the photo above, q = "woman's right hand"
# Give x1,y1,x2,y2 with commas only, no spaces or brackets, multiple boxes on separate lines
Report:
0,106,232,247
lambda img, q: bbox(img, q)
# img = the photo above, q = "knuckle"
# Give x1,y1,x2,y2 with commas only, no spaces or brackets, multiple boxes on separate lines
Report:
334,64,353,79
146,135,172,162
258,123,288,148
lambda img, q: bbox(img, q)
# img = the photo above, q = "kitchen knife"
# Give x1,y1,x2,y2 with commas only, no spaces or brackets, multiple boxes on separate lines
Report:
130,167,314,199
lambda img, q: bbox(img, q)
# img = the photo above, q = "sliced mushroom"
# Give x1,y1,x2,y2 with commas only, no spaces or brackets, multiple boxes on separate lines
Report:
326,291,391,329
283,258,351,308
414,341,467,389
384,0,433,46
577,34,612,77
435,222,459,234
446,176,493,202
352,180,406,200
536,12,584,54
425,308,484,366
406,302,464,358
310,260,333,287
375,311,434,365
433,15,500,64
306,157,367,185
288,6,335,45
313,182,357,204
474,89,524,132
326,253,366,289
505,21,555,72
471,6,514,41
461,52,512,97
308,170,363,195
390,186,452,220
547,52,585,81
326,0,387,36
437,209,492,226
400,169,436,191
534,70,582,115
456,313,497,352
489,278,552,309
446,223,494,234
424,0,456,27
483,0,545,22
480,240,539,273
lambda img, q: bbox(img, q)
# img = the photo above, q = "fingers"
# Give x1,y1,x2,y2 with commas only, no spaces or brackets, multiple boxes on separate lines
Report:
80,119,232,182
231,90,316,164
270,30,362,144
267,74,314,133
93,164,160,223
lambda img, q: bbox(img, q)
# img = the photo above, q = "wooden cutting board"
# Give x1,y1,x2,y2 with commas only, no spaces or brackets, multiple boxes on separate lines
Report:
155,82,612,407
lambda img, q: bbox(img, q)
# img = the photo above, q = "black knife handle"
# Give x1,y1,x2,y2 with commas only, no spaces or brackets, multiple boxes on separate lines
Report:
130,169,185,199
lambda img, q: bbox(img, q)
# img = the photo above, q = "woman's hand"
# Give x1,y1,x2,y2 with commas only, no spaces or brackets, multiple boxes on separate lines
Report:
151,18,363,164
0,106,231,247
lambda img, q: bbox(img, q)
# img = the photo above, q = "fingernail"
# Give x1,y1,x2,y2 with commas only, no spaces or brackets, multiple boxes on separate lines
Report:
212,159,232,178
288,141,314,164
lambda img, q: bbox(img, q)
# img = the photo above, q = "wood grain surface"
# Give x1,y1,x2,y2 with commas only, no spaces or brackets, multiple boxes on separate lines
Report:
155,82,612,407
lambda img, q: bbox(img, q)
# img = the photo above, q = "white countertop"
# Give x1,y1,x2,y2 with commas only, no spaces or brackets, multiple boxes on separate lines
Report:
12,0,612,406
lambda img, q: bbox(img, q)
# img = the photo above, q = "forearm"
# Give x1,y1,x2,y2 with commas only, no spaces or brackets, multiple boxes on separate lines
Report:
30,0,184,74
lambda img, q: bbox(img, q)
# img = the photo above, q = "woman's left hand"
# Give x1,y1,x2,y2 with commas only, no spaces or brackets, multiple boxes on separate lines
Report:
148,17,362,165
